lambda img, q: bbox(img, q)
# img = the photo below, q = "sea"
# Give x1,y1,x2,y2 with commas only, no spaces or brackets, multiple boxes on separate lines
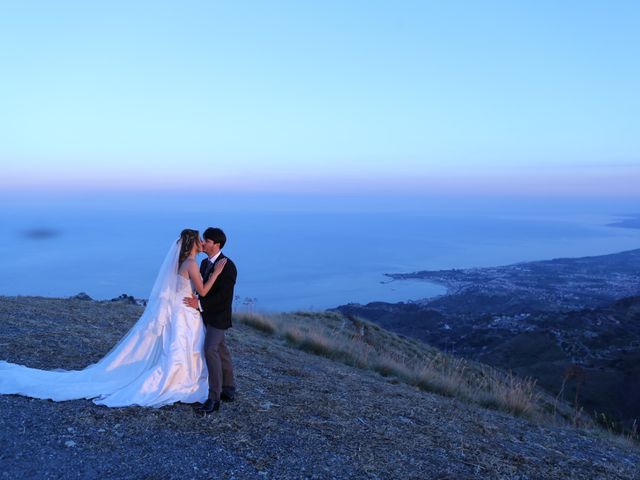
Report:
1,192,639,312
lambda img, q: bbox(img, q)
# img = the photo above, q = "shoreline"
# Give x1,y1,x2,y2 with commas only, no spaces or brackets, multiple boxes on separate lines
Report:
382,247,640,308
5,246,640,311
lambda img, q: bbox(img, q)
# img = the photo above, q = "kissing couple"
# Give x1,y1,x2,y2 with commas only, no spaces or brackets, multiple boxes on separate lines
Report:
0,227,238,414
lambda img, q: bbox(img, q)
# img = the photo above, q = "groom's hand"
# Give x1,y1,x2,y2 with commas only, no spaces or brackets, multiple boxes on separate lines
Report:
183,295,200,310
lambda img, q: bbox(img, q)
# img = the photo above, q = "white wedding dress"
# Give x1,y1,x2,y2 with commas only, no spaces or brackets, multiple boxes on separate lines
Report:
0,240,208,408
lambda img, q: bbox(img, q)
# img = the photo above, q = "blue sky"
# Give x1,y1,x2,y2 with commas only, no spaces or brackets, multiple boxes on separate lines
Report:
1,1,638,196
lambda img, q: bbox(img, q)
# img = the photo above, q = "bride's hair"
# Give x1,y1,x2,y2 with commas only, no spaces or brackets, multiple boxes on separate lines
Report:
178,229,200,267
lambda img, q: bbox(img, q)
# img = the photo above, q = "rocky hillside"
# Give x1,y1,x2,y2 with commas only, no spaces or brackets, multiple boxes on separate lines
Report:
338,249,640,429
0,296,638,479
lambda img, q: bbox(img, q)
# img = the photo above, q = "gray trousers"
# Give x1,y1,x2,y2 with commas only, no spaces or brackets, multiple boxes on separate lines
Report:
204,326,235,401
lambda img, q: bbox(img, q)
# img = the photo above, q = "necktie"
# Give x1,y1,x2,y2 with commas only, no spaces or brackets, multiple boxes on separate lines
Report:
204,260,215,282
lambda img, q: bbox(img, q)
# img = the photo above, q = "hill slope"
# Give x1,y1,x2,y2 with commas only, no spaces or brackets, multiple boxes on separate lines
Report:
338,249,640,427
0,296,638,479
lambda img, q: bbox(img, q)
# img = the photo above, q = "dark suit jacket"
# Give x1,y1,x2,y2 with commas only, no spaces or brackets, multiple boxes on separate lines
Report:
199,254,237,329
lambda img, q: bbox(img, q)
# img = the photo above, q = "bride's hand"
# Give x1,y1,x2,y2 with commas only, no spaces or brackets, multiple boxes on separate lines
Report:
183,295,199,309
213,258,227,275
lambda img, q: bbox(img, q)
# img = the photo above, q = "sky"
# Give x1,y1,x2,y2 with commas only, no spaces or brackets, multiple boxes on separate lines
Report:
1,1,639,196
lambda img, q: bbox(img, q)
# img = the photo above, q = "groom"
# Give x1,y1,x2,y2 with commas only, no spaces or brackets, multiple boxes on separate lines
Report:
184,227,237,413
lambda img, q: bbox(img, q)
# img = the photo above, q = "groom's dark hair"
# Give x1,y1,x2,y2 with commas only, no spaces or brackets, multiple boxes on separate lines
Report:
203,227,227,248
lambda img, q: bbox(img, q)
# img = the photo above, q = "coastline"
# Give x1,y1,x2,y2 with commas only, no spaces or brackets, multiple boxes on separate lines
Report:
382,247,640,310
337,248,640,429
4,205,640,310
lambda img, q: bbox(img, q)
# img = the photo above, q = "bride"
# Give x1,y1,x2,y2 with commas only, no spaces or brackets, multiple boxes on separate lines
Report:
0,229,226,408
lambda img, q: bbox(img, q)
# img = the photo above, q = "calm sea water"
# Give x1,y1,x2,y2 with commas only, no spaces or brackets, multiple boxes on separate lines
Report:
1,193,638,311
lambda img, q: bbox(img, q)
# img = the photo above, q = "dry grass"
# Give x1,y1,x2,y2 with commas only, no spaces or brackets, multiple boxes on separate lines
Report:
235,311,545,420
474,370,541,418
410,357,469,398
233,312,277,335
592,412,640,447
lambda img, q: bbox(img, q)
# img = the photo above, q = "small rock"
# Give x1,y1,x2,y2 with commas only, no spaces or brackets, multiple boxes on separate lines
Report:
110,294,138,304
64,441,76,448
70,292,93,301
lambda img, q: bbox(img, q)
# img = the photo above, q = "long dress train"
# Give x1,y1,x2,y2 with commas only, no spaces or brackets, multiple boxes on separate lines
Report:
0,241,208,407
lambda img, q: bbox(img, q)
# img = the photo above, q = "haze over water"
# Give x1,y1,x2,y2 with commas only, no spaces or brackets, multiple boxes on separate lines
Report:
1,193,638,312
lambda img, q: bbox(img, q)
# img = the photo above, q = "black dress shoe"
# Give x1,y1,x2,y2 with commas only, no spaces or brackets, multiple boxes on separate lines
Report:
220,390,236,402
198,398,220,414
